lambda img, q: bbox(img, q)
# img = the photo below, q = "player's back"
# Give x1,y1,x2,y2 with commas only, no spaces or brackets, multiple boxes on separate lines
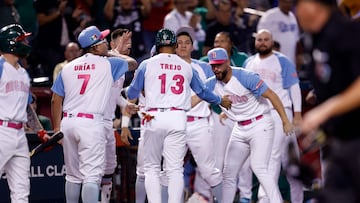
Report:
144,53,193,111
61,53,114,114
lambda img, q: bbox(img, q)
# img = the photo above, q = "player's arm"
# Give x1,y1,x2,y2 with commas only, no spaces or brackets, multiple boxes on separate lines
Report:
116,92,139,146
51,74,65,133
113,54,138,71
51,93,64,133
191,95,202,108
279,54,302,126
289,83,302,126
301,77,360,134
127,63,146,100
190,69,231,109
26,103,50,142
262,88,293,135
108,53,138,72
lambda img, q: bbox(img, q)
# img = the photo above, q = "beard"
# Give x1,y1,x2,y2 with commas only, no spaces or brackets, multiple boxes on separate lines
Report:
215,68,228,81
256,47,272,56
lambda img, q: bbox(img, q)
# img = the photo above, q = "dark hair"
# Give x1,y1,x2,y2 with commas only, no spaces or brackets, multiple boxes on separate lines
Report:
176,32,193,44
273,40,281,50
111,28,130,41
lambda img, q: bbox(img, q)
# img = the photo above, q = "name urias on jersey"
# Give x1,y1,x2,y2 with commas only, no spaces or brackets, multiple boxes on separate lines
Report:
74,63,96,71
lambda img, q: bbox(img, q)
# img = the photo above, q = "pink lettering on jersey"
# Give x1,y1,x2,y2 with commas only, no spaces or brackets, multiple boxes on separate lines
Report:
160,63,182,71
5,80,29,93
229,95,248,104
74,63,96,71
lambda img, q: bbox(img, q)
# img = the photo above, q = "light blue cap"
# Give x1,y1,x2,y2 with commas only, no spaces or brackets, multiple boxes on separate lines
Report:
78,26,110,48
207,47,228,65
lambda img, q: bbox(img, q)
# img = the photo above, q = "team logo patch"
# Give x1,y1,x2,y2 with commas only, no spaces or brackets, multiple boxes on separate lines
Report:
162,33,170,44
210,51,217,60
90,34,98,42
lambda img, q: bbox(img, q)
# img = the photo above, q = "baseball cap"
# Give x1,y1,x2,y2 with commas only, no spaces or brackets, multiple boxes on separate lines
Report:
207,47,229,65
176,26,196,43
78,26,110,48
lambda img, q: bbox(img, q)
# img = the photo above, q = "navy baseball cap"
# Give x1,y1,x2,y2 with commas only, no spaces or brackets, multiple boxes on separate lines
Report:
78,26,110,48
207,48,229,65
176,26,196,44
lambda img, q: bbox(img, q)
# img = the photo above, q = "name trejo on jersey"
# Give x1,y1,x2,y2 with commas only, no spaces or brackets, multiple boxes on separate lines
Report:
160,63,182,71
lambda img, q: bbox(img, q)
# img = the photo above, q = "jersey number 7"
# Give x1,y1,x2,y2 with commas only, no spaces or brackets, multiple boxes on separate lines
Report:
78,74,90,94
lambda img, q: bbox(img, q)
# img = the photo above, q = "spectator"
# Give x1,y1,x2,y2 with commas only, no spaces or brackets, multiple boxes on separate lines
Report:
338,0,360,21
257,0,300,63
142,0,173,54
70,0,94,38
233,0,261,54
14,0,38,44
33,0,74,81
53,41,81,81
201,0,243,56
163,0,205,58
0,0,21,28
104,0,151,62
201,31,248,66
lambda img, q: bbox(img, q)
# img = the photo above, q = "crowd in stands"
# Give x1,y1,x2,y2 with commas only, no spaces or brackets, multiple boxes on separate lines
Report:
1,0,359,85
0,0,301,84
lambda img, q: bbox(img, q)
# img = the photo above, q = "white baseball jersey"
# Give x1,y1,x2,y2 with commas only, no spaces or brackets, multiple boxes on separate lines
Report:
206,67,270,121
257,7,299,63
163,9,205,49
0,57,32,203
244,52,299,109
0,57,32,122
127,53,221,109
244,52,303,203
52,53,128,115
187,60,214,117
104,75,126,120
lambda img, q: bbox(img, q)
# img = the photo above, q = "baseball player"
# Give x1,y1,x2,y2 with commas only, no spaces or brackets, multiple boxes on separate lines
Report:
200,31,252,203
175,27,223,202
126,28,231,203
134,46,157,203
205,47,293,203
243,29,303,203
99,28,139,203
51,25,134,203
0,24,50,203
134,93,148,203
158,27,224,202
